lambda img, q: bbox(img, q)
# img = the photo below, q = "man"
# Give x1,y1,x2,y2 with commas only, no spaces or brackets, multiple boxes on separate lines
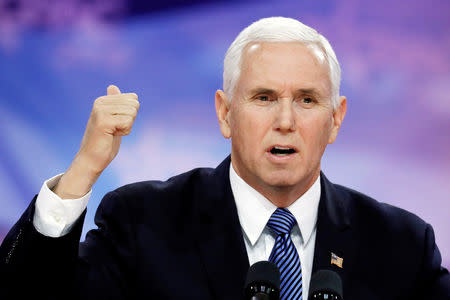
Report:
1,17,449,299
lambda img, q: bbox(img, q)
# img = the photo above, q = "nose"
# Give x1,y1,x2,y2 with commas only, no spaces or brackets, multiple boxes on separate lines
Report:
275,98,296,133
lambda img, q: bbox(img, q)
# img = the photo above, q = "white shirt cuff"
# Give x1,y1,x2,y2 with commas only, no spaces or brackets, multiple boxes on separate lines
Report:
33,174,91,237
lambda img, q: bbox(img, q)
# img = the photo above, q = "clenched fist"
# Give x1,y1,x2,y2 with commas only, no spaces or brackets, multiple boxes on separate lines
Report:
54,85,140,199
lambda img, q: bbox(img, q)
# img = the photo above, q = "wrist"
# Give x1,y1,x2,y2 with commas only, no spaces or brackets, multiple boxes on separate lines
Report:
53,155,102,199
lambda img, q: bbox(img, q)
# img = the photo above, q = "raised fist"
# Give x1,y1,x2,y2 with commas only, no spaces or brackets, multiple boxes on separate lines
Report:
54,85,140,199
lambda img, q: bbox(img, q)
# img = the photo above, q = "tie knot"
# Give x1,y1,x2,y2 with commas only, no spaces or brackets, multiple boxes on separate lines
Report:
267,208,297,236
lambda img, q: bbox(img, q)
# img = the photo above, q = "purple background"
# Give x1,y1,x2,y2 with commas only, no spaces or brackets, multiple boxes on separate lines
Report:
1,0,449,267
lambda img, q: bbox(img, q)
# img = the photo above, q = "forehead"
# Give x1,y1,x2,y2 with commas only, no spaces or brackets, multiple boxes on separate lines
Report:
237,42,331,96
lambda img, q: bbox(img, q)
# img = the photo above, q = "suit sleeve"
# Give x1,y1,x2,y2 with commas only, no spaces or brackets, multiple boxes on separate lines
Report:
419,224,450,299
0,191,137,300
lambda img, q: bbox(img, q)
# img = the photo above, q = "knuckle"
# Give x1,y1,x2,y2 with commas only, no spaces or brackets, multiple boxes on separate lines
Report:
125,117,134,126
124,119,134,128
94,96,105,104
93,99,106,112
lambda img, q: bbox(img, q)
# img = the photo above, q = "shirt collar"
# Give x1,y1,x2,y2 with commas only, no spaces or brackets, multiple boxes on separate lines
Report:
229,162,321,247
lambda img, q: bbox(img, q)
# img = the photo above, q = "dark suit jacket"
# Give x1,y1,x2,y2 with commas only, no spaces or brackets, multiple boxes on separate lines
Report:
1,156,449,299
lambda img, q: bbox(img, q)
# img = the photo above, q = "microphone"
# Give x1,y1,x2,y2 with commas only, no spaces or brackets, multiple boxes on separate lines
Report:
308,270,343,300
244,261,280,300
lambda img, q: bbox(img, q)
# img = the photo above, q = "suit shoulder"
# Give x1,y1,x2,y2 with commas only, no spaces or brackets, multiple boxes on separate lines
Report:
333,183,428,235
95,166,216,225
111,166,215,198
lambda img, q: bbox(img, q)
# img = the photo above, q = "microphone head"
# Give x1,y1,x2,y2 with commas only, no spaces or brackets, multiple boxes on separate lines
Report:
308,270,343,300
244,261,280,300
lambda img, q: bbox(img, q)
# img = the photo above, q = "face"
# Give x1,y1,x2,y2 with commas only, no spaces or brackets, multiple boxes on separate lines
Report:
216,42,346,203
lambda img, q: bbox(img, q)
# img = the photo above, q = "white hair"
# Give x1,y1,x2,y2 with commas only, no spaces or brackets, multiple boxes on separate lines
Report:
223,17,341,109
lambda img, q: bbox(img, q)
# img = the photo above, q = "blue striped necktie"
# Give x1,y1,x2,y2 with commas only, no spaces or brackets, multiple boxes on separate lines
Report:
267,208,302,300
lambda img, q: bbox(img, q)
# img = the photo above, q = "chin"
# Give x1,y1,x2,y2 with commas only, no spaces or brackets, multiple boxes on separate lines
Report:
263,174,301,188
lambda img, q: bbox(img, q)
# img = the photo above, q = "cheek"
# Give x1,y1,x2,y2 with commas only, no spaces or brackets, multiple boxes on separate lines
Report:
231,107,267,138
230,108,270,152
229,109,250,148
299,113,333,149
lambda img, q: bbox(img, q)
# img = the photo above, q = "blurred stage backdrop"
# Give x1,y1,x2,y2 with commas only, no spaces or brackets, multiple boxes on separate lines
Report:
0,0,449,267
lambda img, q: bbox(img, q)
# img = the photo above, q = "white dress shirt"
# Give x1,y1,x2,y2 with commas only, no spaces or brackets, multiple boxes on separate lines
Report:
33,163,321,298
229,163,321,299
33,174,91,237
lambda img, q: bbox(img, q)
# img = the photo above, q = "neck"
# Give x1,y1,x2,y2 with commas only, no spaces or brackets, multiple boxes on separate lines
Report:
259,171,319,208
231,161,320,208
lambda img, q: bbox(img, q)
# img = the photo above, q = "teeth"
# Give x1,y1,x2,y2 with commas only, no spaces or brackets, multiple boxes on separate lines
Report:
270,146,296,155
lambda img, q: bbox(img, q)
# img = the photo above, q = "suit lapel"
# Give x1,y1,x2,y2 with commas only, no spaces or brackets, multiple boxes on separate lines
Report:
194,157,250,300
312,173,355,291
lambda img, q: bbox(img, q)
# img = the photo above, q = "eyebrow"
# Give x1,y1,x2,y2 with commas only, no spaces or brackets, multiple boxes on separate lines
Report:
248,87,322,98
295,88,322,98
248,88,277,95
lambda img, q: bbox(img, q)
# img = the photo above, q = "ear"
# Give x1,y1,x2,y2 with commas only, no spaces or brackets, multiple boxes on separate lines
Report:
328,96,347,144
215,90,231,139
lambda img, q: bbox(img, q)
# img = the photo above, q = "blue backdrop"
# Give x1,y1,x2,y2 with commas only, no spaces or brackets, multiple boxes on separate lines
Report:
1,0,449,267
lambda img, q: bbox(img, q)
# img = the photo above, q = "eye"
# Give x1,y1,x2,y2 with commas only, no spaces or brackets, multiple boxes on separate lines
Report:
256,95,271,102
303,97,313,104
255,95,272,102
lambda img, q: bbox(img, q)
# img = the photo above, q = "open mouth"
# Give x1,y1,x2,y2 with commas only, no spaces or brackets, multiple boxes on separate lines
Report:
269,146,297,156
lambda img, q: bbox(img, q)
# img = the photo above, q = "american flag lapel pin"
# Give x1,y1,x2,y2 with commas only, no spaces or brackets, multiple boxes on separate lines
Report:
331,252,343,268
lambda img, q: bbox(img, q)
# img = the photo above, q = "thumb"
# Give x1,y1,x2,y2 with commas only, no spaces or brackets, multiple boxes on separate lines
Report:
107,85,121,95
